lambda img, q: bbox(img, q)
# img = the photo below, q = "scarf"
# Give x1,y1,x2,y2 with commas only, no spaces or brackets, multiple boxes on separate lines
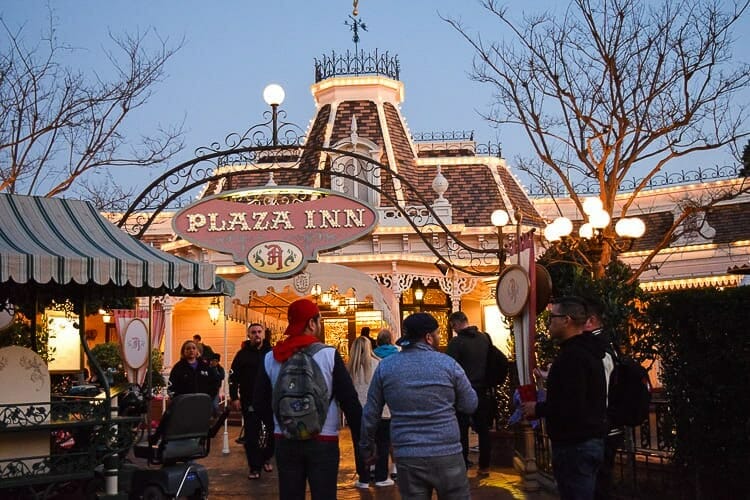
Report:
272,334,319,362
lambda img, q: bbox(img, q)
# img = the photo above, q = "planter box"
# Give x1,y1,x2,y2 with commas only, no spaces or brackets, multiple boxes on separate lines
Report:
149,397,166,423
490,429,515,467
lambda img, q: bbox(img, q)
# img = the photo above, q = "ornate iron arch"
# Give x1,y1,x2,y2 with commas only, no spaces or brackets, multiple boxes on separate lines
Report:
118,116,511,277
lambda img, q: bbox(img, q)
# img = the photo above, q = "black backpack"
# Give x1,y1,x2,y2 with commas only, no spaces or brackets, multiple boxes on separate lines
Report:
608,350,651,427
484,333,509,387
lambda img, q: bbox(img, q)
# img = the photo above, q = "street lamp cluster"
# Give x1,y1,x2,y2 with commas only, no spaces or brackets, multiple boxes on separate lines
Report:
544,197,645,246
541,197,646,274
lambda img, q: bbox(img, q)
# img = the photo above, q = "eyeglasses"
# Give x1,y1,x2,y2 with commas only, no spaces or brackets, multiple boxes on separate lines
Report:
545,313,568,324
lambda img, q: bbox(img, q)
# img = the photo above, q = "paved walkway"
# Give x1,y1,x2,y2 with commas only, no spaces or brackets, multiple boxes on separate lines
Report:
157,424,559,499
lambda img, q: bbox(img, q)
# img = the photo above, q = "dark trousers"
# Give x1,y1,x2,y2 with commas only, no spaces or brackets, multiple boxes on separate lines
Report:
458,387,492,469
595,432,624,500
396,452,470,500
552,438,605,500
355,418,391,482
243,408,274,473
276,437,339,500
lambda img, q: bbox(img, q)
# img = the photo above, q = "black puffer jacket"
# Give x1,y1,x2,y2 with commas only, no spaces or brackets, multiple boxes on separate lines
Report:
168,357,219,397
446,326,490,388
535,332,608,443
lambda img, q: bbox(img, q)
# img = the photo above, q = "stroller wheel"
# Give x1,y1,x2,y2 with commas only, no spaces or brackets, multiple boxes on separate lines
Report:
142,484,166,500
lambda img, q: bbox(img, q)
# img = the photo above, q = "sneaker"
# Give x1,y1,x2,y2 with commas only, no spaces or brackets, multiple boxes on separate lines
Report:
375,478,395,487
354,481,370,489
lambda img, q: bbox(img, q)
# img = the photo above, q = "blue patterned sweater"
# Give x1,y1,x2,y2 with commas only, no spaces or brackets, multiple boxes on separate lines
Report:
360,342,477,458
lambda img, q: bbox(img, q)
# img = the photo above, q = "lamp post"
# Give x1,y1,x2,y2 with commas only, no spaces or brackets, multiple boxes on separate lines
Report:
490,207,540,491
543,197,645,276
262,83,285,146
491,209,510,266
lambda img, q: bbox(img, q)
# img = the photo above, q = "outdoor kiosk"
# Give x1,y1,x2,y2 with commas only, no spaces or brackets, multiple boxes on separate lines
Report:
0,193,223,498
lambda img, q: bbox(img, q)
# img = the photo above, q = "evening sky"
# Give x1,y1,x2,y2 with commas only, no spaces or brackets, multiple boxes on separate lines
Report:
2,0,748,195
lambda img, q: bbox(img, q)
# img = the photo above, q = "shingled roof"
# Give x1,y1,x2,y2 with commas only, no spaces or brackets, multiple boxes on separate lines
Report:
200,65,543,234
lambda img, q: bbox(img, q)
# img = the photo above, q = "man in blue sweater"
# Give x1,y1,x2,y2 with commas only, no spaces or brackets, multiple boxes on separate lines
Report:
360,312,477,499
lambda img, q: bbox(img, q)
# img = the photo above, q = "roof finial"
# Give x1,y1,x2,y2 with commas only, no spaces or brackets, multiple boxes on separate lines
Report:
345,1,367,54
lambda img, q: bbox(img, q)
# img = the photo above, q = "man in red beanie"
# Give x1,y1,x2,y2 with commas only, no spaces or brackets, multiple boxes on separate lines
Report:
254,298,362,499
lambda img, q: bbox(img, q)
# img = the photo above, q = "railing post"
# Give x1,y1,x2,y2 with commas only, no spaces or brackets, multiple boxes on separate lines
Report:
515,421,541,491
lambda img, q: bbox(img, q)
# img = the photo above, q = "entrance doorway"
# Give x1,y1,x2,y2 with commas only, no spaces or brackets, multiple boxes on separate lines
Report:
400,280,452,349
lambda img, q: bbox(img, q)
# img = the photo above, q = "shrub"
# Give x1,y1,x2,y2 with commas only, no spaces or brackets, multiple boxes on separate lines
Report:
89,341,165,390
648,286,750,498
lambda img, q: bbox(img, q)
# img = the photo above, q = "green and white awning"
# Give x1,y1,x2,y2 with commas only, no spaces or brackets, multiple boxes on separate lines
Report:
0,194,217,297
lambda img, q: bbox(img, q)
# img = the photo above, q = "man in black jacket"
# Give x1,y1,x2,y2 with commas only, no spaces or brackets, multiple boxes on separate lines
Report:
229,323,273,479
522,296,607,500
447,311,493,474
584,297,625,500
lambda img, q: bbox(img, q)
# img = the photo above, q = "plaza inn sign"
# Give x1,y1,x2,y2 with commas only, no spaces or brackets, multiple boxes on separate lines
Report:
173,187,379,279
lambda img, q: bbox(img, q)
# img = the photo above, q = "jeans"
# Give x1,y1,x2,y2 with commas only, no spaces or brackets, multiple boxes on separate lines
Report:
595,432,624,500
458,387,492,469
396,452,470,500
276,437,339,500
552,438,605,500
355,418,391,482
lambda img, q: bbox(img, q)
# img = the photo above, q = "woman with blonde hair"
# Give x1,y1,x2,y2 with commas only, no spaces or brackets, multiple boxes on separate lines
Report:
168,339,220,397
348,336,393,488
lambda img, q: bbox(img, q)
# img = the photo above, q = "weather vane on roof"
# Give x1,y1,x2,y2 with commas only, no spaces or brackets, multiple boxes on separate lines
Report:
345,0,367,53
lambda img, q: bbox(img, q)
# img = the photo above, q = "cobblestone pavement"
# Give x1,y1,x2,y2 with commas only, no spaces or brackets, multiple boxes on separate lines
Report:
132,424,558,499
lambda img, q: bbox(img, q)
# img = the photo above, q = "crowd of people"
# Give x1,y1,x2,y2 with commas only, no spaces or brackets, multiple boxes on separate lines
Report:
156,293,619,500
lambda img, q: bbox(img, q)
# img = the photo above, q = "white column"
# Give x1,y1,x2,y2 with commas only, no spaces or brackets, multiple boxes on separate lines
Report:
161,296,176,371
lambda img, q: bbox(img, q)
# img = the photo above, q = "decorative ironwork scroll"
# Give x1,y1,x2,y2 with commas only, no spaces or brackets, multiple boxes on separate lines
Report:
120,123,518,277
314,50,400,81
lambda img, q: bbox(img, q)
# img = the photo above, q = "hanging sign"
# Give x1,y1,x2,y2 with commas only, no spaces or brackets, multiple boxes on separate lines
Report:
122,318,149,370
0,302,14,331
496,264,530,317
173,187,379,279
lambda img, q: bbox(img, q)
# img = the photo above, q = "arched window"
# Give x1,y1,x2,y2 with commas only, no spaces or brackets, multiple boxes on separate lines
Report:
330,116,381,206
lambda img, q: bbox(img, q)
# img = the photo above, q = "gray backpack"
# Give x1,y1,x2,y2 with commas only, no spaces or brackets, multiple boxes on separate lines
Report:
272,343,332,440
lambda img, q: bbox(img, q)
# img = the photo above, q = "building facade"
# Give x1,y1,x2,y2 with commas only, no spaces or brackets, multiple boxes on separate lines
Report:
133,52,749,371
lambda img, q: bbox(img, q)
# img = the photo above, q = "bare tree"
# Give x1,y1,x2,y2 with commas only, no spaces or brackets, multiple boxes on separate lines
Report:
446,0,750,280
0,15,184,210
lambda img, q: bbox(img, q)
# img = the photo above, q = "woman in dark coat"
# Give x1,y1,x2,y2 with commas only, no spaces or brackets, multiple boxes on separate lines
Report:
151,340,219,445
168,339,220,397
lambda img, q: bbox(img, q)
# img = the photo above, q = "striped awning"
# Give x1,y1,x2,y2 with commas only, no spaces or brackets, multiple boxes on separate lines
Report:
0,194,217,297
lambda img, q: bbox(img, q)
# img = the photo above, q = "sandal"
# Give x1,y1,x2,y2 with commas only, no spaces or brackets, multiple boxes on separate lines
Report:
248,471,261,480
263,462,273,473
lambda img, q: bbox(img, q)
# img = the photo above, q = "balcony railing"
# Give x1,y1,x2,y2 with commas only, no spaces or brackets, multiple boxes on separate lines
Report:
314,50,400,82
527,164,742,197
